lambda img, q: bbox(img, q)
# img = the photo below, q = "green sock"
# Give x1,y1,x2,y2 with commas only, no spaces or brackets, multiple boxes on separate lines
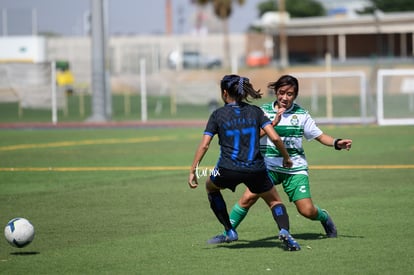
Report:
223,203,248,235
315,206,328,222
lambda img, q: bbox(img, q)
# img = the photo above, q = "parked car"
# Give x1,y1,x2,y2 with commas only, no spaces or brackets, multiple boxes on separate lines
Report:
246,51,271,67
289,52,316,64
167,50,222,69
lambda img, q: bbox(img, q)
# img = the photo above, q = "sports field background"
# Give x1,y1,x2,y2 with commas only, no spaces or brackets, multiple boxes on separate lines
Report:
0,125,413,274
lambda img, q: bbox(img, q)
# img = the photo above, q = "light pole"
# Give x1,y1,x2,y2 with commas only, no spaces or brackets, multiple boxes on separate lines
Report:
88,0,110,122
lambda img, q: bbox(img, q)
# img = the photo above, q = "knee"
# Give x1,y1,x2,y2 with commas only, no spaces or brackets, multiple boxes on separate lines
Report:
238,192,259,209
205,179,219,193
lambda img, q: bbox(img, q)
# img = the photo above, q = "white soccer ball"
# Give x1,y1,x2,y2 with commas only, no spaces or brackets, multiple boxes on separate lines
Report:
4,217,35,248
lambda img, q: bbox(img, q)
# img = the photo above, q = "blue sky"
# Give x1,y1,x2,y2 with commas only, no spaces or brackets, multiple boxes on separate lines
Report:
0,0,265,36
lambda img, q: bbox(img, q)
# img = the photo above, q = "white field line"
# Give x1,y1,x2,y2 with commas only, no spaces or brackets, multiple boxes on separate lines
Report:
0,136,177,151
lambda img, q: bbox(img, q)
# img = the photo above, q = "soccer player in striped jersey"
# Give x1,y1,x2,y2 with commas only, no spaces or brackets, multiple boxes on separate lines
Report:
225,75,352,238
188,74,301,251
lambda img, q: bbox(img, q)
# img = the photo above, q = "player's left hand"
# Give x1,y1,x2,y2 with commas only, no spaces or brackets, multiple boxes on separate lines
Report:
337,139,352,151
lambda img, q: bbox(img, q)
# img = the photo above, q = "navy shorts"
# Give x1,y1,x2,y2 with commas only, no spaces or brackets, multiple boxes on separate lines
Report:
210,167,273,194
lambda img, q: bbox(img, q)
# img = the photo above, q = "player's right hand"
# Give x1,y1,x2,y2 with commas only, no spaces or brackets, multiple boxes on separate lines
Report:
188,172,199,189
272,107,286,126
283,158,293,168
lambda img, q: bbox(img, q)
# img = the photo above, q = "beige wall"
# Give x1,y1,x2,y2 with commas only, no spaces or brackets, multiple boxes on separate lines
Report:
46,34,246,87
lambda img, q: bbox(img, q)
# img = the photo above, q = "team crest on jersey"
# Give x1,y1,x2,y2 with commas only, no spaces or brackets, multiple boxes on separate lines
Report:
290,115,299,126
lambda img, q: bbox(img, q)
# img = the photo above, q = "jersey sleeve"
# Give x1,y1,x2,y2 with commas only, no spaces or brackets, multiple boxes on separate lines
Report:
256,106,271,128
303,113,323,140
204,110,219,137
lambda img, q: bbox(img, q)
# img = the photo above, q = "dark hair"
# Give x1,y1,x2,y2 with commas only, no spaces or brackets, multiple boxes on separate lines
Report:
268,75,299,97
220,74,262,102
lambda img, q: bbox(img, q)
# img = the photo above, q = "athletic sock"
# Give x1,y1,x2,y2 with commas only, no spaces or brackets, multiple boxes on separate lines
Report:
229,203,249,229
223,203,249,235
271,203,290,231
208,191,232,231
314,206,328,222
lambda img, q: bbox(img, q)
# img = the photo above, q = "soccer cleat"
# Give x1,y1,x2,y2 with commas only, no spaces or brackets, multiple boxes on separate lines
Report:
225,228,238,242
321,209,337,238
207,228,238,244
207,234,227,244
278,229,301,251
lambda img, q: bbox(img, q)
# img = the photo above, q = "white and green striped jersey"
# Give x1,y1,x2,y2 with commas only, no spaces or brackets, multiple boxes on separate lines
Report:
260,101,323,175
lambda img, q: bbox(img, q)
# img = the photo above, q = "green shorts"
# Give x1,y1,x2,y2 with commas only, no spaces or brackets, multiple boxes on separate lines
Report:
267,171,311,202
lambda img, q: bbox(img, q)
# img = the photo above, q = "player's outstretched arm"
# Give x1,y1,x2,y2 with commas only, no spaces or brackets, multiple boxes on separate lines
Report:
188,134,212,188
315,134,352,151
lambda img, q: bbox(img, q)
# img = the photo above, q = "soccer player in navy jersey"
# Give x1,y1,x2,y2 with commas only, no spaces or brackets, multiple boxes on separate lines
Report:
188,74,301,251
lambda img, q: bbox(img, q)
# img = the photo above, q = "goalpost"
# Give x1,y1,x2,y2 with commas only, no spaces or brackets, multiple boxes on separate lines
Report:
292,71,373,124
0,62,64,123
377,69,414,126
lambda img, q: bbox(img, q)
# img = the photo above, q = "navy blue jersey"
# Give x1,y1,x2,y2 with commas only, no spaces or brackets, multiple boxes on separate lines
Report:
204,102,272,172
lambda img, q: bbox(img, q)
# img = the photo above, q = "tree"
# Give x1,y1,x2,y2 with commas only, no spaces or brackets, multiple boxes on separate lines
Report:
192,0,246,67
257,1,276,18
258,0,325,18
357,0,414,14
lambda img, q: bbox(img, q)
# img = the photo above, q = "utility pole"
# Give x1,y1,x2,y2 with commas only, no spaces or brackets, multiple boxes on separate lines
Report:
165,0,173,35
2,9,7,36
278,0,288,69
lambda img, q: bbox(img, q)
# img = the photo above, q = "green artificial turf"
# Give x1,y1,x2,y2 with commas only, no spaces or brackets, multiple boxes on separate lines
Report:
0,126,413,274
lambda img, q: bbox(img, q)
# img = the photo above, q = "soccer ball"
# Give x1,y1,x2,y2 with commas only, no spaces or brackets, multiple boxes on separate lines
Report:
4,217,35,248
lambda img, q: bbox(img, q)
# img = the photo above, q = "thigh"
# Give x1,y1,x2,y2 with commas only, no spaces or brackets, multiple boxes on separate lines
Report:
267,170,283,185
281,174,311,202
205,177,221,193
